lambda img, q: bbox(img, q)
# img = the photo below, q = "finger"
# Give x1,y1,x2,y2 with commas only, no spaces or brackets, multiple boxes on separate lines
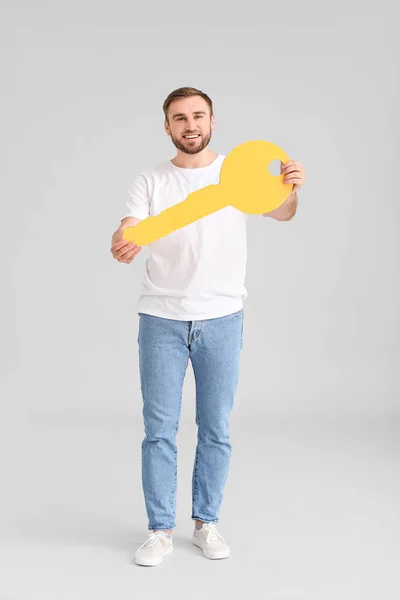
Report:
112,244,133,260
120,247,142,263
284,177,302,185
117,242,137,257
284,172,303,183
282,164,302,174
120,245,141,258
111,239,128,252
284,170,302,178
282,163,303,175
111,239,132,253
283,160,302,168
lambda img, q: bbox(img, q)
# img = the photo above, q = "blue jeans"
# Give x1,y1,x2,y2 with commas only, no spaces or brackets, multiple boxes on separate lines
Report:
137,309,244,531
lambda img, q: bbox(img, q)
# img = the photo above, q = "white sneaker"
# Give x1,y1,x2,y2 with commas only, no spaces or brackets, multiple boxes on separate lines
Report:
133,530,173,566
192,522,230,559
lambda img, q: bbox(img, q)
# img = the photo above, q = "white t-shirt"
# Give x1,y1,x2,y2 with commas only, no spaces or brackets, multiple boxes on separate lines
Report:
122,153,256,321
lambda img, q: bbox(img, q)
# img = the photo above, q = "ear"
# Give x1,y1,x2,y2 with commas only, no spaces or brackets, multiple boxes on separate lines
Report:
210,114,216,130
164,120,171,136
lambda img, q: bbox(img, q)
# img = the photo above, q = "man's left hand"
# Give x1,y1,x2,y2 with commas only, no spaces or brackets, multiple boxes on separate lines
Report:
281,160,305,193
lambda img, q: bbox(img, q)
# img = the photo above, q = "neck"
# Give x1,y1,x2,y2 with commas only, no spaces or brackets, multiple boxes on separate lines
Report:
171,149,219,169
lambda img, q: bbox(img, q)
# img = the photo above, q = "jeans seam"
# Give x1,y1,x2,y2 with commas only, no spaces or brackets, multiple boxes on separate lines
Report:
171,355,189,515
192,366,200,513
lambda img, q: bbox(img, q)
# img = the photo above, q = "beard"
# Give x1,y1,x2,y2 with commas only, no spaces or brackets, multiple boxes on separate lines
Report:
170,128,212,155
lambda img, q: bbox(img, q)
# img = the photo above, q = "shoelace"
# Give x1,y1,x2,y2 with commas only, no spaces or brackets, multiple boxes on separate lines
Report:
133,531,169,556
203,523,225,544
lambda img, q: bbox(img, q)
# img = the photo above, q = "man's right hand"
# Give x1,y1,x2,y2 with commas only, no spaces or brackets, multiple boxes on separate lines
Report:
110,218,142,264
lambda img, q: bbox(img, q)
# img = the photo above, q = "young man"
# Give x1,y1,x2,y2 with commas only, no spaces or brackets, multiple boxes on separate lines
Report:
110,87,305,566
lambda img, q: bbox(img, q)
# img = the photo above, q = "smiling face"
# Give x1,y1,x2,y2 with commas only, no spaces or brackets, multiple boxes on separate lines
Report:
164,95,215,155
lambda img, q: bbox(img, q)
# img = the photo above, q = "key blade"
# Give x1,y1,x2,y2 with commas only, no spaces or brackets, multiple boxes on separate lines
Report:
122,184,226,245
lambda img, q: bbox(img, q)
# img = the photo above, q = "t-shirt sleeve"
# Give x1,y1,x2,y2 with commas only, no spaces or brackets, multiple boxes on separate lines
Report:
121,174,150,221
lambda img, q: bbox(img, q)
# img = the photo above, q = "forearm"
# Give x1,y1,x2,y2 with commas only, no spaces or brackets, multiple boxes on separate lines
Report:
264,191,299,221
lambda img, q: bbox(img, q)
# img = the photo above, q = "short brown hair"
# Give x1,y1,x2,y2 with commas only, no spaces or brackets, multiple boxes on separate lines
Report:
163,87,213,123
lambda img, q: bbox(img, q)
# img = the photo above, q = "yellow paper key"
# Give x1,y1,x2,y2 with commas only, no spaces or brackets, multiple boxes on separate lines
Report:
123,139,293,245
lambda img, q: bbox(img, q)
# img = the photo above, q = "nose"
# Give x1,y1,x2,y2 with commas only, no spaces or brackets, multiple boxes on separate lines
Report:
186,119,197,131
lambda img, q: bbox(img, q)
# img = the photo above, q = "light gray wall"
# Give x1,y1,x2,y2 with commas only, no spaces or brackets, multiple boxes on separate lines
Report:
1,3,398,420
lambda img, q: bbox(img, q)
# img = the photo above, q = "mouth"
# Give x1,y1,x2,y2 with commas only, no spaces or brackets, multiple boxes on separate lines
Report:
182,134,201,140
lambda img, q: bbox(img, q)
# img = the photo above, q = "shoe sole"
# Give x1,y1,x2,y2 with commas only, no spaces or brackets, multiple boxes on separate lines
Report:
192,537,230,559
134,544,173,566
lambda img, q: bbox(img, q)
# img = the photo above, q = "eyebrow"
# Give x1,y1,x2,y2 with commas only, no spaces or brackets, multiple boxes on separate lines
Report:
171,111,207,119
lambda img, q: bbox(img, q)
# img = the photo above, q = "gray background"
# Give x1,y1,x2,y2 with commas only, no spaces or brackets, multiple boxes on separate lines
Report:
1,2,399,599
